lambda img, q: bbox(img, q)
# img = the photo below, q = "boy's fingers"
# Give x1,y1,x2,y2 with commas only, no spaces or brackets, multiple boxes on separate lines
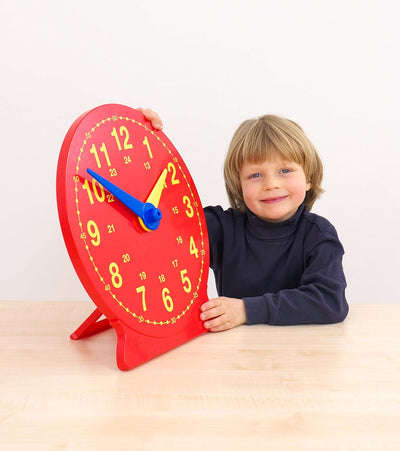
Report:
200,304,223,320
201,298,220,311
136,107,163,129
204,314,227,330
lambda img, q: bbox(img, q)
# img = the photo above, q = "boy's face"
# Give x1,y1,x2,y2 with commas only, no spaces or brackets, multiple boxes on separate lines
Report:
239,155,311,222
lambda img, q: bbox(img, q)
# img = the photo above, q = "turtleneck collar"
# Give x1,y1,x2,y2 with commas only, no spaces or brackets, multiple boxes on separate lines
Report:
245,202,306,239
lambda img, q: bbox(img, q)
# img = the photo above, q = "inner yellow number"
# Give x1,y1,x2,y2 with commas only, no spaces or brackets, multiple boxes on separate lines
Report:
87,220,100,246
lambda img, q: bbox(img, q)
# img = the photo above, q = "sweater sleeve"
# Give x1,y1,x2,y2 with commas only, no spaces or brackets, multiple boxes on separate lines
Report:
243,228,348,326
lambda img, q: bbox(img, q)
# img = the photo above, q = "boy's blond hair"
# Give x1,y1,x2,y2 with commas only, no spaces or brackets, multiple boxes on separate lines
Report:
224,114,324,212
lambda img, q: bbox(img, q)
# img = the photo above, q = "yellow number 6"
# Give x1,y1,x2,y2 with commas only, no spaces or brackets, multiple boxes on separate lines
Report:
162,287,174,312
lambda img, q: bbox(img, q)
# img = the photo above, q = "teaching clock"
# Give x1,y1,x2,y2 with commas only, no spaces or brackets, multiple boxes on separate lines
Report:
57,104,209,370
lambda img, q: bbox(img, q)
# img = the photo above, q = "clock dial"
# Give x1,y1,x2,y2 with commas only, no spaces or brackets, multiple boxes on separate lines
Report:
57,104,209,348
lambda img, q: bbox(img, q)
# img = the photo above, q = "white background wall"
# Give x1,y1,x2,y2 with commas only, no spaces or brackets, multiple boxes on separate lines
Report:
1,0,399,303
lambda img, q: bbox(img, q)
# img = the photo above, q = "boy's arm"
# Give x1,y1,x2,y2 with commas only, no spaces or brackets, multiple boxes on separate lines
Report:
199,233,347,330
243,235,348,326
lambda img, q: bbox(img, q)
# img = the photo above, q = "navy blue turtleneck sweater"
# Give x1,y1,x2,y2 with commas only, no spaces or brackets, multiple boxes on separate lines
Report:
204,203,348,325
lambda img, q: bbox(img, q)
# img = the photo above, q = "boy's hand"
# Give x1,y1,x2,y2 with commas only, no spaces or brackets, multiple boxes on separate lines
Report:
200,297,247,332
137,107,163,130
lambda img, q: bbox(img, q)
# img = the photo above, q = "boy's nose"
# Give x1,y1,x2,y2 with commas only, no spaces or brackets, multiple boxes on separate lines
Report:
262,175,280,190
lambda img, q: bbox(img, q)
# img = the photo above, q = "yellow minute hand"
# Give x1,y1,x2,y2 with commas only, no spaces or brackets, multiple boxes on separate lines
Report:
139,168,168,231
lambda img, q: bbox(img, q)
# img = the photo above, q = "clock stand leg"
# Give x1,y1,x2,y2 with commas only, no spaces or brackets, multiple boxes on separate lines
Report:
110,318,207,371
70,308,112,340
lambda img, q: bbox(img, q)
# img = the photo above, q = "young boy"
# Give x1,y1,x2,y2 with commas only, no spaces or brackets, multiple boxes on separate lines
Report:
141,109,348,332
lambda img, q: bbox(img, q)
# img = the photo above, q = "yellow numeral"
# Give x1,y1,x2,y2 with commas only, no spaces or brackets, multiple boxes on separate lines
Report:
87,220,100,246
106,193,115,203
162,287,173,312
143,135,153,158
183,195,194,218
82,179,105,205
109,262,123,288
90,143,111,168
92,180,105,202
121,126,133,149
167,162,180,185
111,126,133,150
180,269,192,293
136,285,147,311
189,236,199,258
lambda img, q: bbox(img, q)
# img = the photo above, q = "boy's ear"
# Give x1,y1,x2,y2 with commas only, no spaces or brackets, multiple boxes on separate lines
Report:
306,182,312,191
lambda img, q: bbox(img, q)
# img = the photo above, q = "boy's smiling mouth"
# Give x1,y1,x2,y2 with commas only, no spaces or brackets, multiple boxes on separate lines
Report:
261,195,288,204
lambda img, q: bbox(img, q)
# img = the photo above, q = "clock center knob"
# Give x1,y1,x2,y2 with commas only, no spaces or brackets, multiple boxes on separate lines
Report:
143,203,162,230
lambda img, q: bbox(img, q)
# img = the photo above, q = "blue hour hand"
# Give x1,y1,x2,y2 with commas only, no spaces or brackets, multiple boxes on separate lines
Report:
86,168,162,230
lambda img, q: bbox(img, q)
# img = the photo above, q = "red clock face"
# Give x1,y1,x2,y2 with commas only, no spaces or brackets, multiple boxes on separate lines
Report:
57,104,209,342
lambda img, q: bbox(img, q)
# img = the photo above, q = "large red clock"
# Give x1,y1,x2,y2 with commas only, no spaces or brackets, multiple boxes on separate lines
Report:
57,104,209,370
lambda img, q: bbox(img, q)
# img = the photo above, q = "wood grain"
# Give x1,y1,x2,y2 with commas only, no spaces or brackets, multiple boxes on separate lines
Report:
1,301,399,450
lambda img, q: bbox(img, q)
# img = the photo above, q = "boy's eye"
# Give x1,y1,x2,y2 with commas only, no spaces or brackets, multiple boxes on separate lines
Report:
250,173,262,179
280,168,291,174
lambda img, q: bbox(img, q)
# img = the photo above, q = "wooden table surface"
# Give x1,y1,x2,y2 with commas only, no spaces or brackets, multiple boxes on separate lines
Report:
1,301,399,450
